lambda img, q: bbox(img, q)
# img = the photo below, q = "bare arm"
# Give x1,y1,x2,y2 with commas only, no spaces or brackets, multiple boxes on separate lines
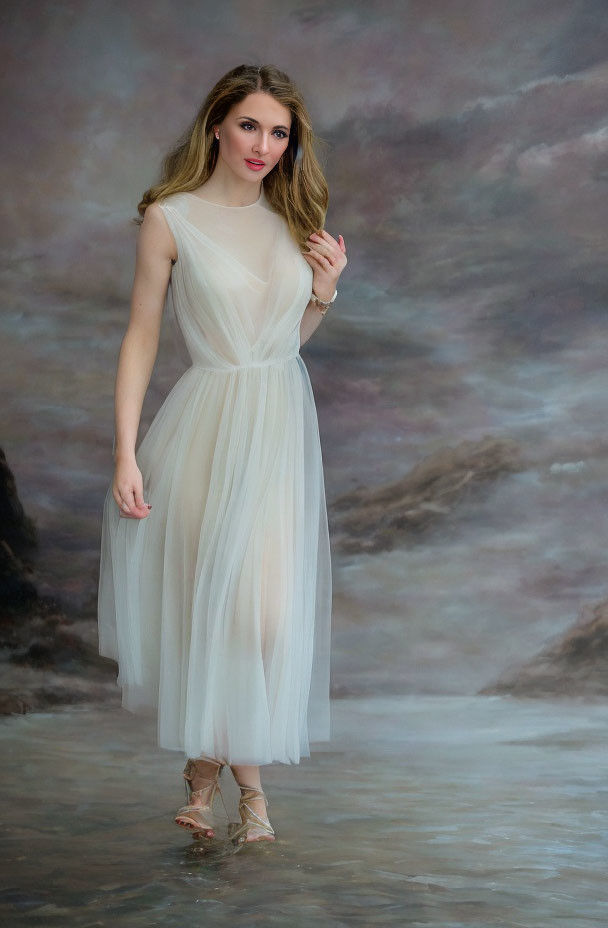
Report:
299,298,325,347
113,202,177,463
111,202,177,520
300,227,347,347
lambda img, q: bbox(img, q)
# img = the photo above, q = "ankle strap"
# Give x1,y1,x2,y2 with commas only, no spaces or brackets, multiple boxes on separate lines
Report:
236,783,269,806
183,758,224,803
184,757,224,778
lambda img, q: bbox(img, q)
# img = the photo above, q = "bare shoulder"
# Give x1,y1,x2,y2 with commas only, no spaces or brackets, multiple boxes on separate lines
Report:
141,199,170,227
137,199,177,263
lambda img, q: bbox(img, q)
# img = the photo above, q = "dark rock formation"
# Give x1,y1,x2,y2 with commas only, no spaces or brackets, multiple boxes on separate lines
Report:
479,598,608,701
0,449,37,550
330,435,525,553
0,447,117,716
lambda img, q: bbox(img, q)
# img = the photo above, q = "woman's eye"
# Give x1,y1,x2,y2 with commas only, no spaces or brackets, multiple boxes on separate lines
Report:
241,122,287,139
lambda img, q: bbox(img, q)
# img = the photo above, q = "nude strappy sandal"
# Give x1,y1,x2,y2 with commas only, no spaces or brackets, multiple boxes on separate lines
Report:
227,783,276,844
174,756,228,840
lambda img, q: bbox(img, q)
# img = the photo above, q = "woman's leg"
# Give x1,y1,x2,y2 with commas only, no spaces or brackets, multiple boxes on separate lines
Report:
186,756,223,807
175,754,225,839
230,763,270,823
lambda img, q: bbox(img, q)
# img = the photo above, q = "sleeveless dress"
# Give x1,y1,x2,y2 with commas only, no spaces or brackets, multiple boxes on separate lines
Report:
97,185,332,765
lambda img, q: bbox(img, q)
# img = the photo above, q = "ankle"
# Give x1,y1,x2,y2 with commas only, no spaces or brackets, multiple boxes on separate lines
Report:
184,757,223,796
237,785,270,817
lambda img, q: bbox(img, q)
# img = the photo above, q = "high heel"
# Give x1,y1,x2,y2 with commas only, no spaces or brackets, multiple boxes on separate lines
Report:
228,783,276,844
174,756,227,840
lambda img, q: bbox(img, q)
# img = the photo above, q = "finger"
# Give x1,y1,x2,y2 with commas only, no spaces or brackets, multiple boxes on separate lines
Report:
321,229,344,254
309,232,336,253
304,250,325,266
118,488,136,513
303,248,325,264
312,255,335,274
119,507,149,519
307,244,338,268
306,238,328,254
309,235,340,264
308,233,330,248
317,229,341,249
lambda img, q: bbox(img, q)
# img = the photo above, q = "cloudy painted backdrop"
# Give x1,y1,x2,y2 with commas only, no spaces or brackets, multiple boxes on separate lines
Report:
2,0,608,699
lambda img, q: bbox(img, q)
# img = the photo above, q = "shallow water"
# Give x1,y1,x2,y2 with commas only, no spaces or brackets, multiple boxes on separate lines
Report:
2,694,607,927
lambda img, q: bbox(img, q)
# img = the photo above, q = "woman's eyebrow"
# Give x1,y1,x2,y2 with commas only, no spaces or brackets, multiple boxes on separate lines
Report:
238,115,290,131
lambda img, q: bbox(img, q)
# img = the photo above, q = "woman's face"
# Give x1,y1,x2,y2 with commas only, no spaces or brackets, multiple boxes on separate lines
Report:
216,92,292,182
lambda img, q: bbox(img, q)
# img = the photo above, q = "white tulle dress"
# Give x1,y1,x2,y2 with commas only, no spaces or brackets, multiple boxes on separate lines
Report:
97,185,332,765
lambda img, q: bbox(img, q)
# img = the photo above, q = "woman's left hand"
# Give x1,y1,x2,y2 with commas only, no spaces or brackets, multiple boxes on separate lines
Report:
302,229,347,303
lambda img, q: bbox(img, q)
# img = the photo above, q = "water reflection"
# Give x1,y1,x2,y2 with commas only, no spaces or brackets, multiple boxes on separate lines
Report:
2,694,607,926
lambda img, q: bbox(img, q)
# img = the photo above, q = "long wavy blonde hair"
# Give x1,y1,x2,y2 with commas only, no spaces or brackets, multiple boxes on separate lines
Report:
135,64,329,251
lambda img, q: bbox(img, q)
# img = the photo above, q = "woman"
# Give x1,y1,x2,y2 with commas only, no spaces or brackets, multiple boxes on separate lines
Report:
97,63,347,845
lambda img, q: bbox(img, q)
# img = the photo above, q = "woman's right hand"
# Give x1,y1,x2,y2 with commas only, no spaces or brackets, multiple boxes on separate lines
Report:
113,456,152,519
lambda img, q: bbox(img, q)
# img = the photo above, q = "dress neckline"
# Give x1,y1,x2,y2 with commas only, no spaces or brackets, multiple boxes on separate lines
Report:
183,186,264,210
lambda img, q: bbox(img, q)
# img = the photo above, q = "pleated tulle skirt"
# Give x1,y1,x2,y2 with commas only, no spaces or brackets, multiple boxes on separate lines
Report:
97,355,331,764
